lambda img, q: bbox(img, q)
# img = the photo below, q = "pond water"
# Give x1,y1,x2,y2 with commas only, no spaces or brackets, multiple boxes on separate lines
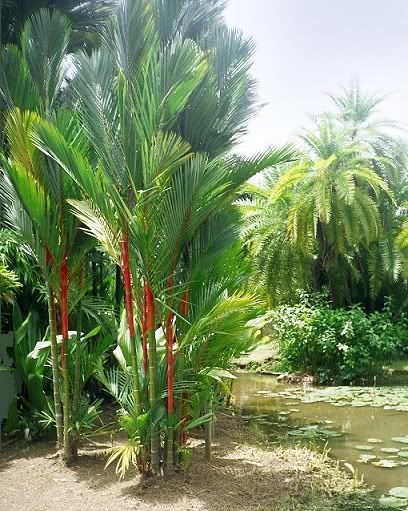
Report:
233,373,408,499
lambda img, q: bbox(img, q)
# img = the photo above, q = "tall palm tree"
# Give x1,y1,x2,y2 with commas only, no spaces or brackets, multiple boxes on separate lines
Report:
245,117,393,306
0,9,94,459
240,167,313,306
328,81,406,304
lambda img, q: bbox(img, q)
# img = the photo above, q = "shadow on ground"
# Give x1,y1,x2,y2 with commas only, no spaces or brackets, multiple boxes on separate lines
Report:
0,416,348,511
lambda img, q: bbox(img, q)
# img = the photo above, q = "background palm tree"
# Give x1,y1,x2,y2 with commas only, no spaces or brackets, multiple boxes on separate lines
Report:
244,83,406,308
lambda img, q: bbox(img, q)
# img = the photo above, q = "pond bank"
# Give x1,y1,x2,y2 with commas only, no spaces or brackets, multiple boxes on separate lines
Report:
0,413,365,511
234,372,408,509
237,349,408,387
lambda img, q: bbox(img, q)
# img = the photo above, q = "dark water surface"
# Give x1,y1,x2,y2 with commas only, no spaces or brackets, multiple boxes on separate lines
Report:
233,373,408,497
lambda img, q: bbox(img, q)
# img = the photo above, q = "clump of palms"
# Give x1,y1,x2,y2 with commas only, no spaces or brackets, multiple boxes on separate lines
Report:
1,0,293,477
244,82,405,308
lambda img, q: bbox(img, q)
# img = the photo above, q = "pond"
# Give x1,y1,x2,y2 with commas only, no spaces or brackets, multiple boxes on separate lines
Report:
233,373,408,505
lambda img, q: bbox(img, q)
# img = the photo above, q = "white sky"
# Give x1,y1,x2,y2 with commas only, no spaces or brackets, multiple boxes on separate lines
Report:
225,0,408,155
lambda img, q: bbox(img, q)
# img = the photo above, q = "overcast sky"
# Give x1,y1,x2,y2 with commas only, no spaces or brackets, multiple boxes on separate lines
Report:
225,0,408,155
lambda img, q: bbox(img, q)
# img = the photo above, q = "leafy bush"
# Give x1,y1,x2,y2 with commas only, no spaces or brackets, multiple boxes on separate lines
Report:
272,292,407,383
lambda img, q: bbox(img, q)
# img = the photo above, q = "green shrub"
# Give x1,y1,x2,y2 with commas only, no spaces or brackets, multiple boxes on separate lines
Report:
272,292,407,383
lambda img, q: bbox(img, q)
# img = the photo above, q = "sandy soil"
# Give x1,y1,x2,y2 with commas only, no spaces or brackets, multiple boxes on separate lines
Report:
0,414,354,511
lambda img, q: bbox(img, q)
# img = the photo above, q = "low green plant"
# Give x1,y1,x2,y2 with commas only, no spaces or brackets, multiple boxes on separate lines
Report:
178,445,193,477
13,306,49,416
272,292,405,383
37,396,104,455
105,410,150,477
0,264,21,304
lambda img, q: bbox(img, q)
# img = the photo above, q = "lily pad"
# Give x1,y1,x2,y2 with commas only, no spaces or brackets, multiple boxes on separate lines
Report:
379,496,408,508
398,452,408,458
392,437,408,444
355,445,374,451
389,488,408,499
382,448,401,454
287,425,341,439
367,438,383,443
358,454,377,463
373,459,400,468
276,384,408,412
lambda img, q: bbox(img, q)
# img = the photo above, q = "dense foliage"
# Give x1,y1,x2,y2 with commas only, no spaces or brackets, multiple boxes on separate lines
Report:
272,292,407,383
1,0,408,485
244,83,408,309
0,0,294,476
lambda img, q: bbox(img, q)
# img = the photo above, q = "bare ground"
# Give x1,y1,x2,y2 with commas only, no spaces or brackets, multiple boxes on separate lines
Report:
0,414,358,511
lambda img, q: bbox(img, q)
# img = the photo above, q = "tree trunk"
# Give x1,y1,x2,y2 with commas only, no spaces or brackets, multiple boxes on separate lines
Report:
142,284,149,375
146,282,160,474
47,284,63,448
114,264,122,321
204,397,212,462
99,259,103,295
166,308,175,472
73,265,84,421
92,259,97,296
176,289,189,448
60,254,72,462
121,229,141,416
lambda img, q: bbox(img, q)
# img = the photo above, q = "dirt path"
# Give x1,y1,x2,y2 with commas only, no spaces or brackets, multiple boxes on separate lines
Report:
0,415,355,511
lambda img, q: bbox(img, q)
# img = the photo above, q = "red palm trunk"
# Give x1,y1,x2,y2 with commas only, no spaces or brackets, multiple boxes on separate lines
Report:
121,227,135,339
121,225,141,415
